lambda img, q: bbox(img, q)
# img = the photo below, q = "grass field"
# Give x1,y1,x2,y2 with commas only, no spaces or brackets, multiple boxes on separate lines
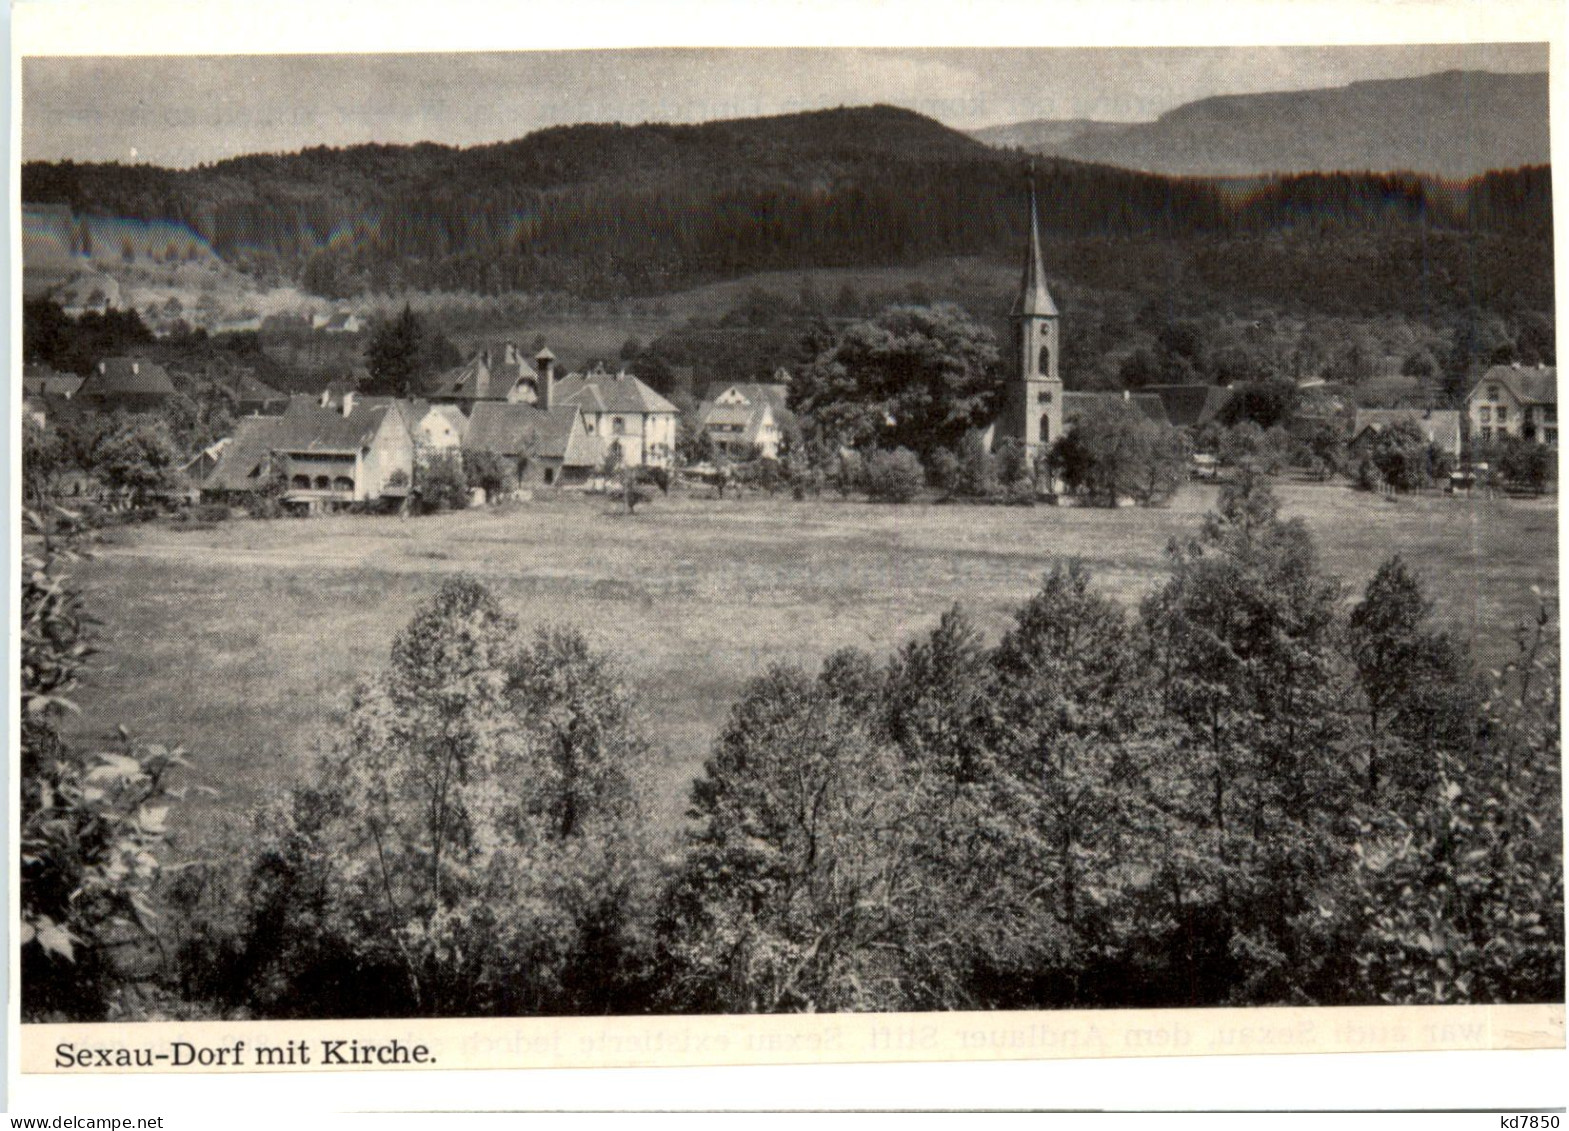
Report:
63,481,1557,858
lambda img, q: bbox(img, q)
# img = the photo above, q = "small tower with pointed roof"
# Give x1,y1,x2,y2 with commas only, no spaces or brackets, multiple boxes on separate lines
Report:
1011,168,1063,454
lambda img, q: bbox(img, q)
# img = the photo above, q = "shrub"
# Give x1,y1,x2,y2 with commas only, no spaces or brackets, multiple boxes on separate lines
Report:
415,451,468,513
462,449,515,499
864,448,924,504
926,447,961,495
20,510,191,1021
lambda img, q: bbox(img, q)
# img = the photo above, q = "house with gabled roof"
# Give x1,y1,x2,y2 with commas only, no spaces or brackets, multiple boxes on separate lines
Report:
312,309,368,334
196,416,286,495
404,399,469,463
551,362,679,468
270,395,415,507
696,398,787,460
463,401,601,486
1468,364,1557,447
1351,407,1462,459
76,357,177,412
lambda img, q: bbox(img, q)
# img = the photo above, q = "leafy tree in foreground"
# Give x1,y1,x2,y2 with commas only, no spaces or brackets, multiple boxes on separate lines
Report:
1142,473,1356,1002
1346,595,1563,1004
1347,555,1476,804
184,579,654,1018
19,504,191,1021
984,564,1172,1004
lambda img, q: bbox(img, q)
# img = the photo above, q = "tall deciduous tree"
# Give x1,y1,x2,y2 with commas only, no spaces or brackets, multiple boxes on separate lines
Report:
791,304,1002,459
207,578,653,1017
1142,473,1357,1001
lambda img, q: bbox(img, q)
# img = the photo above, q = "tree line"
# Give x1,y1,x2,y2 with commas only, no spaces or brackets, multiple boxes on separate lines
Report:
21,475,1561,1020
21,107,1552,305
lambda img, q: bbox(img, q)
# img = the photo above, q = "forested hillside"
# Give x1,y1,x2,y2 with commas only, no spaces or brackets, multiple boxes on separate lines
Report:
21,105,1553,314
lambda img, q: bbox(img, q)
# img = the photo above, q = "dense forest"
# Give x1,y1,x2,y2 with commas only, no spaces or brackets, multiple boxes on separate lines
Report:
21,106,1554,313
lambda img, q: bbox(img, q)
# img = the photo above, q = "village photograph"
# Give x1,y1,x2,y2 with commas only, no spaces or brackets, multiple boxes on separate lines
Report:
14,42,1562,1026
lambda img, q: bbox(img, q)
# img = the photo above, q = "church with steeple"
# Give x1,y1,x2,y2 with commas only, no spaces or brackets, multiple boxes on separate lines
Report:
996,171,1065,456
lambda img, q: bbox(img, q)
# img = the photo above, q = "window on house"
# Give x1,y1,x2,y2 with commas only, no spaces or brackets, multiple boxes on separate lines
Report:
1039,414,1051,444
1547,407,1557,424
613,417,626,435
1496,405,1508,423
1488,385,1500,400
1479,406,1491,423
1480,426,1493,443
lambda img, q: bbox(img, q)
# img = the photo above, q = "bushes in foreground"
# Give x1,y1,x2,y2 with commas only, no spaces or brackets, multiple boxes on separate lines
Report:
35,478,1562,1019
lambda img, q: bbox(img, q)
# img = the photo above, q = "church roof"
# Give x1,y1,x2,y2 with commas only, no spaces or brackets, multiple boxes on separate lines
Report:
1011,176,1059,320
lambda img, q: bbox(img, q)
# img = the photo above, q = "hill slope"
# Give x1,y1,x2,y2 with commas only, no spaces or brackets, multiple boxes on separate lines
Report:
972,70,1549,178
21,102,1553,316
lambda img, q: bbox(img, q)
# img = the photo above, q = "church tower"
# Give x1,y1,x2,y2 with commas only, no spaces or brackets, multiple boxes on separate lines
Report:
1011,171,1063,455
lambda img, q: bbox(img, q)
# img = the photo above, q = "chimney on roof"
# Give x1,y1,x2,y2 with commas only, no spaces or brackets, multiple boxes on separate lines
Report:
536,346,555,411
132,361,139,375
341,390,357,417
1513,361,1522,368
98,361,106,375
319,387,331,408
1123,389,1130,401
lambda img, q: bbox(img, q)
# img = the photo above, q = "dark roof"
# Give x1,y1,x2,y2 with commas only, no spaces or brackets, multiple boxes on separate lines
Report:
271,395,404,454
215,370,287,409
204,416,285,491
464,402,600,466
1473,365,1557,405
554,365,679,414
430,354,533,402
78,357,176,401
1141,384,1232,429
1063,391,1169,425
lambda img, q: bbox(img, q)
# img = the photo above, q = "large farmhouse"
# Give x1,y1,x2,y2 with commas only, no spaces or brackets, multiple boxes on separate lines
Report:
463,401,602,485
551,362,679,468
196,394,416,508
1468,364,1557,447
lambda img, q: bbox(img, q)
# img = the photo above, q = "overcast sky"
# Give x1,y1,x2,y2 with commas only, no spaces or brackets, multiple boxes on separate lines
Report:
22,43,1549,168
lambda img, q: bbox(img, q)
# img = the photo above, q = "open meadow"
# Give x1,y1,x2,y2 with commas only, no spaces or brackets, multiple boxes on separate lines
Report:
64,481,1558,858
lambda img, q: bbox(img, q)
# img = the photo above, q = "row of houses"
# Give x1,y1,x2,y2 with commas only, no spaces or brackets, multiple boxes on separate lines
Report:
193,352,694,506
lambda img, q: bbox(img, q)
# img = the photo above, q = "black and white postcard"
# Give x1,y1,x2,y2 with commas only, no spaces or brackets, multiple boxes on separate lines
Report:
7,0,1565,1116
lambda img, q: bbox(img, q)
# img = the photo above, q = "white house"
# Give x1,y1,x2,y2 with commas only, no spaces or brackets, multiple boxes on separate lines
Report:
1468,364,1557,447
551,362,679,468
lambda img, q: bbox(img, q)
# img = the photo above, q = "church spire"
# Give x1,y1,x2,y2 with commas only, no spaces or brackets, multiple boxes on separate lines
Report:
1012,165,1059,318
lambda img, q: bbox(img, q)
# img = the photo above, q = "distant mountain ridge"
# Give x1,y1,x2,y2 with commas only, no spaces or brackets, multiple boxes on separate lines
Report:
970,70,1549,178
